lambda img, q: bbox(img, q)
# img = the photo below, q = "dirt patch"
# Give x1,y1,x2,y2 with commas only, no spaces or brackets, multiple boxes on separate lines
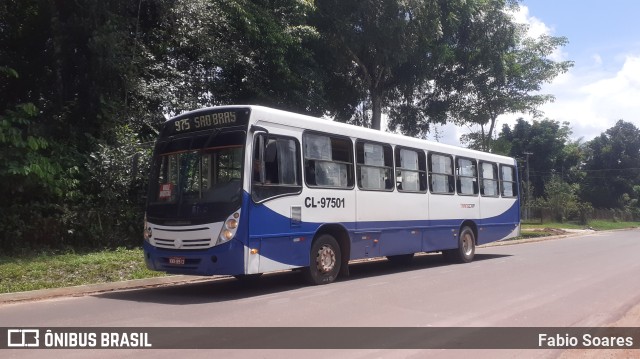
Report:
531,228,569,236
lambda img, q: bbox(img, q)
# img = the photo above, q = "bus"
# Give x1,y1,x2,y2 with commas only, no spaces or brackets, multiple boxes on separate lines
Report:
143,105,520,285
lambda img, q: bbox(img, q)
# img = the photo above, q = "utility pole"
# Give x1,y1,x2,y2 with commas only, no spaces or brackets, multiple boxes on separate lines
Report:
523,152,533,221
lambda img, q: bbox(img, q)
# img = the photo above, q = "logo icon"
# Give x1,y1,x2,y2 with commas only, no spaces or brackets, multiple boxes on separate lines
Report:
7,329,40,347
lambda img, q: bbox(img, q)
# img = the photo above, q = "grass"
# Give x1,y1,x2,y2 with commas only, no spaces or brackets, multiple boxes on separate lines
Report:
587,220,640,231
1,220,638,295
0,248,166,294
522,220,639,231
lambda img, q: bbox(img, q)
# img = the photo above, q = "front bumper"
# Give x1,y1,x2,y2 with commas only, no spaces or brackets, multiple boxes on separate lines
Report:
143,239,245,276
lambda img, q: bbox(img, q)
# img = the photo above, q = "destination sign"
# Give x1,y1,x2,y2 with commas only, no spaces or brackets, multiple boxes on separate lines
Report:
163,108,250,136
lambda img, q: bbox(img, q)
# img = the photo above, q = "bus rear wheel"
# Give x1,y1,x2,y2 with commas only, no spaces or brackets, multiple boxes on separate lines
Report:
304,234,341,285
443,226,476,263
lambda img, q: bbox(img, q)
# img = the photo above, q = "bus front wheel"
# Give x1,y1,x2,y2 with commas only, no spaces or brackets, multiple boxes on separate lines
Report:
443,226,476,263
304,234,341,285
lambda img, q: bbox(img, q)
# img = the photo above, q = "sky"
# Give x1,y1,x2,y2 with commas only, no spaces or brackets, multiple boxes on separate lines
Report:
423,0,640,146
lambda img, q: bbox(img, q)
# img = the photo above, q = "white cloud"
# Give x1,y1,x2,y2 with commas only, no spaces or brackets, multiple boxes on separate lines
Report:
499,54,640,142
576,55,640,132
509,5,552,39
388,5,640,147
497,6,640,144
510,5,568,62
592,54,603,66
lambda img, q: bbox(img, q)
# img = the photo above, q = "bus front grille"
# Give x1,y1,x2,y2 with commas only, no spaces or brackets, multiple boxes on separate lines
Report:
151,226,216,250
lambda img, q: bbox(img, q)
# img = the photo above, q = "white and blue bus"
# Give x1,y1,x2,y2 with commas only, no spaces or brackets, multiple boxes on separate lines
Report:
143,106,520,285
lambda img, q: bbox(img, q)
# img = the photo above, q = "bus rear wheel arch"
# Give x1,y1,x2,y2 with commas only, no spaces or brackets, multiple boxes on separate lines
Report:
304,233,342,285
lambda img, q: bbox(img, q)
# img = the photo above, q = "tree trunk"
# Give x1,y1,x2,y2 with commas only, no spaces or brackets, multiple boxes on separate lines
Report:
480,124,487,152
371,92,383,130
49,0,64,107
486,115,498,152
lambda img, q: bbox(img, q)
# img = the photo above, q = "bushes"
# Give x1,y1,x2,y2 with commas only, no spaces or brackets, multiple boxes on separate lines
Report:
529,175,640,225
533,175,593,224
0,119,152,254
0,100,77,252
80,125,152,248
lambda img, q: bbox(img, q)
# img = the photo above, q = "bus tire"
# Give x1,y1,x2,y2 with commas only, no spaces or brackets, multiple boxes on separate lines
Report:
304,234,341,285
448,226,475,263
386,253,414,265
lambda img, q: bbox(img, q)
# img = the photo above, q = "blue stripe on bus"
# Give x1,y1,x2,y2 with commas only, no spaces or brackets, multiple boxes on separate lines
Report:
247,191,520,268
144,192,519,276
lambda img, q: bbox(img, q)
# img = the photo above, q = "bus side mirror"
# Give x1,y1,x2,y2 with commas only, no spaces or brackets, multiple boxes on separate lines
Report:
250,124,269,134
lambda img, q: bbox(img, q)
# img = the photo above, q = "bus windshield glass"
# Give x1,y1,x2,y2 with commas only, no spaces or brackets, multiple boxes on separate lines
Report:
147,130,245,223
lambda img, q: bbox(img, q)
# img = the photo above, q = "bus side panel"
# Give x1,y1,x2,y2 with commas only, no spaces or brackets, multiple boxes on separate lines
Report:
478,198,520,245
500,197,521,240
423,220,458,252
247,199,312,272
355,190,425,257
380,228,422,256
247,187,356,271
425,192,479,251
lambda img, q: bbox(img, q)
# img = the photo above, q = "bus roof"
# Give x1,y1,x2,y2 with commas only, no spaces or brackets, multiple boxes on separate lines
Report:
170,105,516,164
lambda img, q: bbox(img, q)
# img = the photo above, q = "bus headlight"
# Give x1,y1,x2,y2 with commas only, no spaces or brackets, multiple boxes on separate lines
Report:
221,229,234,241
217,210,241,245
226,218,238,229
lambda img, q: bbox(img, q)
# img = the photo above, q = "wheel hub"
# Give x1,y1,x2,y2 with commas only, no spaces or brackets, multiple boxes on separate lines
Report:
462,232,473,256
316,244,336,273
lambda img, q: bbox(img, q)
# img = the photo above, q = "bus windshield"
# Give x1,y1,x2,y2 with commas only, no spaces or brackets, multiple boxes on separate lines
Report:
147,130,245,224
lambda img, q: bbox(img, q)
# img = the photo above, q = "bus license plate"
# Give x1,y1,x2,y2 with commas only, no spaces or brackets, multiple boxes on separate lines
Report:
169,257,185,265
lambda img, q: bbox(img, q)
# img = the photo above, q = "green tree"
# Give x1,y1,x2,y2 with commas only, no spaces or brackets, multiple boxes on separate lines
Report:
451,5,573,151
620,185,640,219
313,0,571,140
0,0,148,250
313,0,464,131
0,69,79,249
498,118,577,198
582,120,640,209
560,138,588,186
0,102,61,194
79,125,151,246
536,175,580,222
0,0,335,251
133,0,326,121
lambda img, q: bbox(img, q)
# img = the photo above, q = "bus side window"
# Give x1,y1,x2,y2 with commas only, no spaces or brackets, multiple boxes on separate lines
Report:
303,132,354,189
500,164,517,197
395,147,427,193
480,161,499,196
356,141,394,191
252,134,302,202
428,153,454,194
456,157,478,195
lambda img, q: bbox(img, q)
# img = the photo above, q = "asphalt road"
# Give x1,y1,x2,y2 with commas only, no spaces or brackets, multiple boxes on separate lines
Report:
1,230,639,358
